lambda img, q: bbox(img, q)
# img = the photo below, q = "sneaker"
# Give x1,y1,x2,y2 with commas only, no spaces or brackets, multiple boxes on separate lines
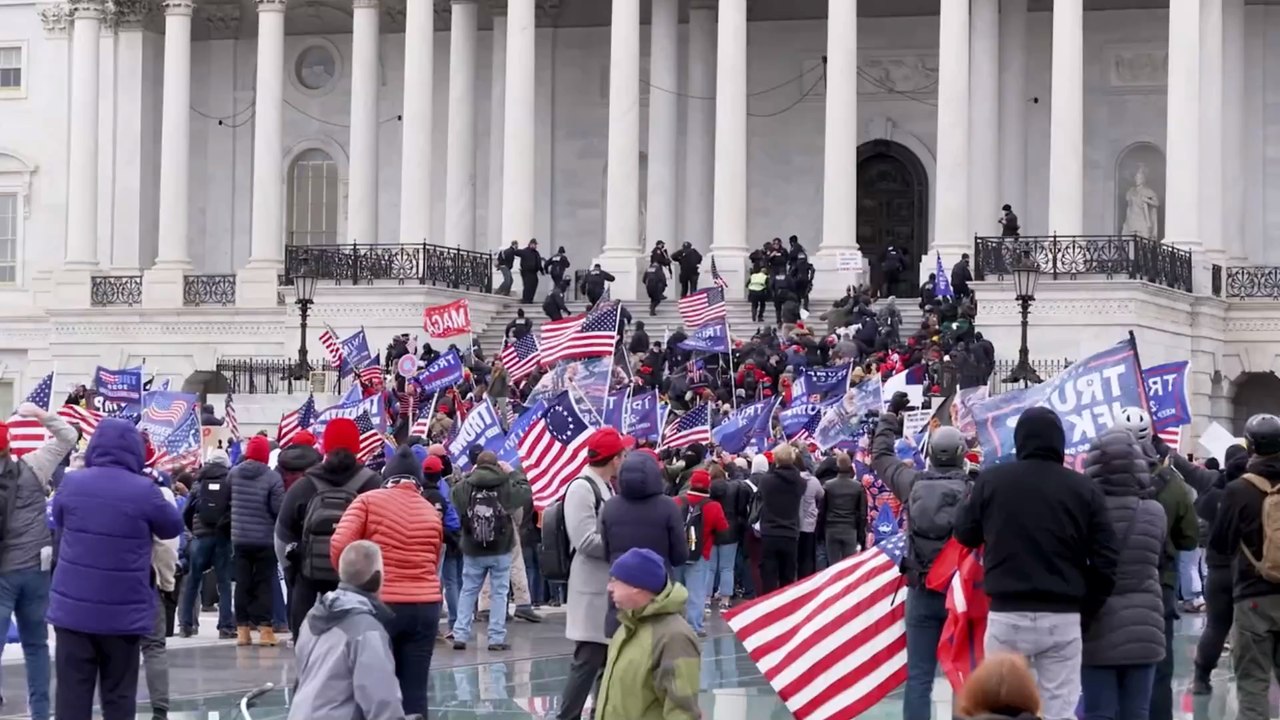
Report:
179,627,197,639
514,607,543,623
1191,674,1213,696
488,642,510,651
218,629,238,640
696,630,708,639
452,641,467,650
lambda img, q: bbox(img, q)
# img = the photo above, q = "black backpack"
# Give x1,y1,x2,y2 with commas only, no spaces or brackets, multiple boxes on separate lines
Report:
300,474,366,583
464,486,511,549
195,473,232,532
540,477,603,582
682,500,708,558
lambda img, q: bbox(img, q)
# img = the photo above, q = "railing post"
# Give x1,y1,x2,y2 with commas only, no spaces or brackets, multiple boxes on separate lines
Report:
420,240,428,286
350,240,360,285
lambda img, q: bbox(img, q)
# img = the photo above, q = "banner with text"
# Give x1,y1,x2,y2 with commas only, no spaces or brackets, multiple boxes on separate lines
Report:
448,399,506,473
422,299,473,339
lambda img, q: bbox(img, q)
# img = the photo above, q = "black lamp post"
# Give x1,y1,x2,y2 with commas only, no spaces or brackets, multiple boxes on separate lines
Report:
1002,247,1044,387
294,260,318,380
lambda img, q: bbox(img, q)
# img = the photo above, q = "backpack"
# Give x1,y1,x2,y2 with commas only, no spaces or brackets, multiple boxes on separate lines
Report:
195,473,232,532
300,474,367,583
682,500,708,558
540,477,603,582
905,471,970,577
464,486,511,550
1241,473,1280,582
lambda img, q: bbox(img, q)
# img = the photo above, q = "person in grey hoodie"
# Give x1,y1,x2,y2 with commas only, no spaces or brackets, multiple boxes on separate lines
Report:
797,467,825,579
1080,427,1168,720
229,436,285,646
288,540,416,720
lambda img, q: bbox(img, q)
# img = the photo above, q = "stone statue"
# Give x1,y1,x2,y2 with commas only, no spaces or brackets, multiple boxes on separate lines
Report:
1121,163,1160,240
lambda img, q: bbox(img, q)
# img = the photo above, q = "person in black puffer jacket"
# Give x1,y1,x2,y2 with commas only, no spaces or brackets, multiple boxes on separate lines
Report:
1079,428,1168,720
228,436,284,646
1192,443,1249,694
709,465,750,609
275,431,322,493
756,445,807,593
179,451,235,638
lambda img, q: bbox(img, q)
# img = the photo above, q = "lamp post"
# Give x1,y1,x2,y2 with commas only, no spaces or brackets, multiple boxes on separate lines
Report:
1002,247,1044,387
294,259,318,380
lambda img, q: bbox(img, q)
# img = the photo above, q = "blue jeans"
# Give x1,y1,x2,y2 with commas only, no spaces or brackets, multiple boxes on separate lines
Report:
683,557,712,633
904,587,947,720
0,569,50,719
1081,664,1156,720
179,535,234,632
452,553,512,645
712,543,736,599
1179,549,1204,601
271,564,287,627
523,544,545,605
439,545,463,626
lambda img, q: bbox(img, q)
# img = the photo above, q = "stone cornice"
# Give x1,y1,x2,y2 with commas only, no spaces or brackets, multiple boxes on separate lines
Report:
353,0,378,9
255,0,288,12
106,0,158,29
38,3,73,34
161,0,194,16
199,2,240,36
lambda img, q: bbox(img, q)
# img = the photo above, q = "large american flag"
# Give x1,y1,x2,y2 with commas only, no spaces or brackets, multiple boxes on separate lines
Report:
724,532,909,720
678,287,727,329
58,404,103,441
5,373,56,458
659,403,711,450
354,411,387,464
710,256,729,289
319,325,345,369
499,333,542,384
277,395,316,446
225,393,241,442
518,392,593,510
357,356,384,390
538,302,620,366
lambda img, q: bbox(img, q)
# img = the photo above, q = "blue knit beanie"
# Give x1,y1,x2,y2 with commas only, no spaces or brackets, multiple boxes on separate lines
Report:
609,548,668,594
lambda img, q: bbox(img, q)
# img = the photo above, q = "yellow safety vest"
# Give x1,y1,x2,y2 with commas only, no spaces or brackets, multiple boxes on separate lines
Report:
747,272,768,292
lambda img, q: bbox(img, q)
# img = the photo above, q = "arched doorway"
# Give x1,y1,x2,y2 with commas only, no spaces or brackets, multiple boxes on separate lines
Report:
1232,372,1280,435
857,140,929,298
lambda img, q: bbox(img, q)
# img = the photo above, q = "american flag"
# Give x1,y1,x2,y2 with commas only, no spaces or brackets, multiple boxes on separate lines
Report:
225,393,241,442
409,404,432,440
791,411,822,444
659,403,711,450
4,373,56,458
58,404,103,441
678,287,727,329
354,411,387,464
518,392,593,510
357,356,384,389
686,357,708,390
319,325,345,369
724,532,909,720
1158,425,1183,452
538,302,620,366
499,333,542,384
149,412,202,472
277,395,316,446
143,397,191,425
98,370,122,384
710,256,729,289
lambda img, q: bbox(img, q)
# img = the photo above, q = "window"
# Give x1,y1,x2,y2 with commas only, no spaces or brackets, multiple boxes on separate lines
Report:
287,149,339,246
0,44,25,98
0,194,16,284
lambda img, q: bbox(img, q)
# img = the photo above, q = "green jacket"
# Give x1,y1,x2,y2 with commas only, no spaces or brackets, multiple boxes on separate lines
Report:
451,463,531,557
1153,461,1199,589
597,582,702,720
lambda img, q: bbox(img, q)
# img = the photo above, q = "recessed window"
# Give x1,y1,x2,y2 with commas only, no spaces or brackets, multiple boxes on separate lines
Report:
0,44,25,98
0,193,17,284
288,149,339,246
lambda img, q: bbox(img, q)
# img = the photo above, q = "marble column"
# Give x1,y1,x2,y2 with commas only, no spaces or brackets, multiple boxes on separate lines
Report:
999,0,1028,224
348,0,380,244
65,0,105,269
711,0,749,288
645,0,678,253
446,0,478,250
970,0,1000,240
399,0,435,244
683,0,715,253
597,0,642,299
1047,0,1083,237
1201,0,1225,263
501,0,536,248
934,0,970,259
813,0,857,298
239,0,287,305
1224,0,1246,263
1166,0,1201,251
486,2,507,250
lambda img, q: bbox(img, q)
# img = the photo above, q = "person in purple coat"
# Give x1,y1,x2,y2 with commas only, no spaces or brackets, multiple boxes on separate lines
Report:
48,417,184,720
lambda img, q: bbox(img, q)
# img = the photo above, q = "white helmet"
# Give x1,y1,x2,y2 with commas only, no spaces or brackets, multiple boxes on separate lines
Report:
1116,406,1153,442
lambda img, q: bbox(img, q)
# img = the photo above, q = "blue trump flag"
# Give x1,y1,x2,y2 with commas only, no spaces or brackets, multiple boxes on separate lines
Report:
337,329,375,379
779,403,822,439
1144,361,1192,432
416,349,465,394
712,397,779,454
679,320,731,354
934,251,954,299
813,376,883,451
603,388,629,432
447,399,506,473
94,366,144,415
498,399,546,468
872,503,899,545
971,338,1146,470
623,391,662,443
791,364,853,408
137,391,199,446
312,393,386,438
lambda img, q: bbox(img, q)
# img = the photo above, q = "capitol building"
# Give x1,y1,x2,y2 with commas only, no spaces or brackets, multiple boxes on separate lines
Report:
0,0,1277,437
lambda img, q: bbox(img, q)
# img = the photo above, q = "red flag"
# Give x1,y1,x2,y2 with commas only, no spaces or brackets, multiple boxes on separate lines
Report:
926,539,988,693
422,299,472,338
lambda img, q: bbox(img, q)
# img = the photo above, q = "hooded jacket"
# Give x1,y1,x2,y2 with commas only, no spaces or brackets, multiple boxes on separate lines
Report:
288,586,407,720
183,460,231,538
330,482,443,604
450,462,531,557
276,443,323,492
709,476,751,545
954,407,1120,614
1146,449,1199,589
229,459,284,548
596,581,702,720
0,412,77,573
1199,446,1248,568
757,465,807,539
48,418,184,636
275,451,383,570
1210,454,1280,600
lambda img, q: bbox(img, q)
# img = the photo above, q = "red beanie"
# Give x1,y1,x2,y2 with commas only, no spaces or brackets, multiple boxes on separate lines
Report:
0,420,9,453
690,469,711,491
422,455,444,474
323,417,362,456
289,429,316,448
244,436,271,464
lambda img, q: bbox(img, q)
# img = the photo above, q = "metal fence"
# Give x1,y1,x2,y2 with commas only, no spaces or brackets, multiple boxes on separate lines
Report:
1220,266,1280,299
973,235,1194,293
90,275,143,307
281,242,495,293
215,358,311,395
986,357,1074,396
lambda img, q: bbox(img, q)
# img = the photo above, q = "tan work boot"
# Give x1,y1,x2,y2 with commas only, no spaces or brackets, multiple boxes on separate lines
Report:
258,625,279,647
236,626,252,646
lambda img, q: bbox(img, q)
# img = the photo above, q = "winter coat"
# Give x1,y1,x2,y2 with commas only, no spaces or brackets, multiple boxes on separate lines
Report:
277,444,322,492
0,412,77,572
757,466,807,539
674,492,729,561
229,460,284,548
709,478,751,545
274,453,383,572
450,463,530,557
1081,428,1168,666
289,586,407,720
151,485,180,593
48,418,184,636
1210,455,1280,600
183,461,231,538
799,472,824,533
331,482,443,604
822,472,869,538
1149,455,1199,589
596,580,701,720
565,467,616,645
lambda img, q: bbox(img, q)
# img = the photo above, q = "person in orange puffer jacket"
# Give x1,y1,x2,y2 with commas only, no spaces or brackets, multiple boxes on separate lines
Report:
674,469,728,636
329,445,443,716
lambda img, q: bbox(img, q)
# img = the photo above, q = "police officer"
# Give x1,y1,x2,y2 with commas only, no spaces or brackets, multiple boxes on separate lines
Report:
869,391,971,720
545,247,571,289
583,264,616,307
671,242,703,297
643,263,668,316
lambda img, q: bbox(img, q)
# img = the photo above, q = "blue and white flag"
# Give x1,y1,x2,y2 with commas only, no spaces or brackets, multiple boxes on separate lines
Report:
312,392,386,438
679,320,731,354
623,390,662,443
416,349,465,394
712,397,779,455
94,366,144,415
497,399,547,469
779,403,822,440
791,365,853,408
934,251,954,299
447,399,506,473
1144,361,1192,432
337,329,375,379
603,389,629,433
137,391,198,447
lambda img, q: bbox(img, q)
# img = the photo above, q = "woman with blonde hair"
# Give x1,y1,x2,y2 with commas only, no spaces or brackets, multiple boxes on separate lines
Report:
956,652,1042,720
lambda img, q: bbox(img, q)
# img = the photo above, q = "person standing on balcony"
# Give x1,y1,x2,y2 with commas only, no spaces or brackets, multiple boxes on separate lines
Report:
496,241,518,297
517,239,545,305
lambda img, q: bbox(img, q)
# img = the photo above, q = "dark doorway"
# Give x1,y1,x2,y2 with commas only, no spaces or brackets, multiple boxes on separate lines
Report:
1232,372,1280,436
856,140,929,298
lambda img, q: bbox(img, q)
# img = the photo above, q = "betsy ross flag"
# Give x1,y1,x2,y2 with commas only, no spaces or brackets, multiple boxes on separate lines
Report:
724,532,908,720
277,395,316,446
659,403,711,450
518,392,593,510
539,302,620,366
353,411,387,463
225,393,241,442
499,333,542,384
4,373,56,458
319,325,344,369
678,287,727,329
710,256,729,289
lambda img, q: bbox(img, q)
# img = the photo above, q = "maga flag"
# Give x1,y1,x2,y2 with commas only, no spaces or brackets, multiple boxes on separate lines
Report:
925,539,988,693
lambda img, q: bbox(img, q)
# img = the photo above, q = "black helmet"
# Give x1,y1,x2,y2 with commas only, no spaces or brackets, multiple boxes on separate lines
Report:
1246,414,1280,457
928,426,967,469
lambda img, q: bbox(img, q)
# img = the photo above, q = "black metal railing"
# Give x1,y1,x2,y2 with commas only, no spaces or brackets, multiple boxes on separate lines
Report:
90,275,143,307
1212,264,1223,298
973,235,1194,293
216,357,312,394
183,274,237,307
281,242,495,293
988,357,1074,396
1223,266,1280,299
